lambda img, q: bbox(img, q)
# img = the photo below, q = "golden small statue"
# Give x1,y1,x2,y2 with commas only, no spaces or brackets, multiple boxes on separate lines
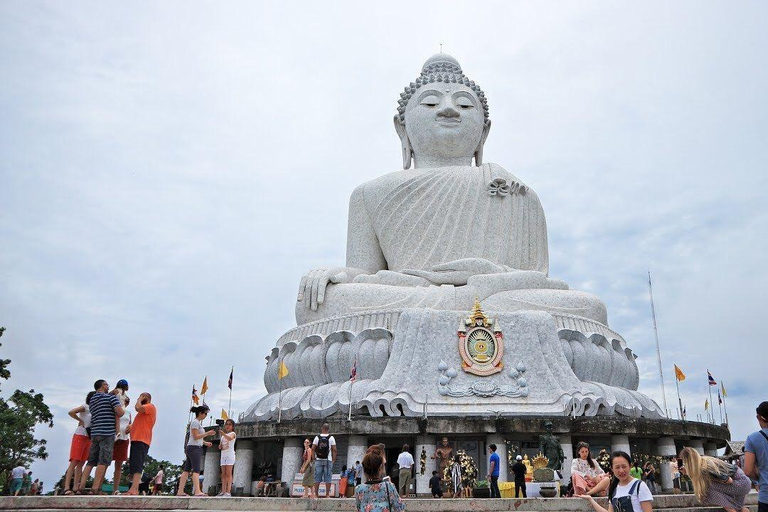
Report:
523,454,533,481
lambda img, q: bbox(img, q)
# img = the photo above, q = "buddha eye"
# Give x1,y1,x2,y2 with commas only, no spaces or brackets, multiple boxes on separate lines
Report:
457,97,475,109
420,95,439,107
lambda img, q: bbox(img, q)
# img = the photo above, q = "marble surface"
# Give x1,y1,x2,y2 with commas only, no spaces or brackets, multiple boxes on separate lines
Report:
247,53,659,422
245,309,663,421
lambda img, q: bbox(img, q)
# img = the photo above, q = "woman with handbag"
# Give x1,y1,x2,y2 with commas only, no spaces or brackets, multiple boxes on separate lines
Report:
680,447,751,512
299,438,316,499
354,445,405,511
579,451,654,512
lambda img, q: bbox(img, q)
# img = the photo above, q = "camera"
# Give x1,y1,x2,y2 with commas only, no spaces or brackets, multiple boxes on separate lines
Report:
215,419,225,426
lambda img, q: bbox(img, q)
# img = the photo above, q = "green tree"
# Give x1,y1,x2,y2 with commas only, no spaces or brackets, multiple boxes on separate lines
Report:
0,327,54,495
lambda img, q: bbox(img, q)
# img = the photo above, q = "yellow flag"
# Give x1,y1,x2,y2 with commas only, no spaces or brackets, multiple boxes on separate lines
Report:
705,399,709,410
278,361,289,379
221,409,228,420
201,376,209,395
721,382,727,397
674,364,686,382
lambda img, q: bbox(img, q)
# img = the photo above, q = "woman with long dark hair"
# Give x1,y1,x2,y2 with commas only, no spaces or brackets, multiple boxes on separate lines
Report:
176,405,214,496
680,446,750,512
299,438,316,499
572,442,611,496
580,451,653,512
354,445,404,511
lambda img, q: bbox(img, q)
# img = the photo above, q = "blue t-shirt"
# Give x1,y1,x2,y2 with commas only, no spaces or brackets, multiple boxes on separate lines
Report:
489,452,501,477
745,427,768,504
89,392,121,437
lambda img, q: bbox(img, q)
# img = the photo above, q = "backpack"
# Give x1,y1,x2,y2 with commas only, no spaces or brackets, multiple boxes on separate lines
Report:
316,435,331,459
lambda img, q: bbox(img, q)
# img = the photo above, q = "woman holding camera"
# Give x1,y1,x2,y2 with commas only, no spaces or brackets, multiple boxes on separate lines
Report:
177,405,214,496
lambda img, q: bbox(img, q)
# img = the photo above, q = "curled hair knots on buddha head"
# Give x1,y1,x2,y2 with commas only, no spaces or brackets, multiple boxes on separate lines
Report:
396,53,490,125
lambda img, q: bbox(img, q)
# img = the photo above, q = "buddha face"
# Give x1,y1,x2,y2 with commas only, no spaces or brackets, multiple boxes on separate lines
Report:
402,82,488,166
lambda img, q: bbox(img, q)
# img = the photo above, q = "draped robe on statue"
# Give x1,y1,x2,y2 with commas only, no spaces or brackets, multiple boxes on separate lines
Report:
297,163,607,326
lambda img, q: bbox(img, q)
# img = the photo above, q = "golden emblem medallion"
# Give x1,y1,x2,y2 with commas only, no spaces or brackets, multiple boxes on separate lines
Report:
457,299,503,376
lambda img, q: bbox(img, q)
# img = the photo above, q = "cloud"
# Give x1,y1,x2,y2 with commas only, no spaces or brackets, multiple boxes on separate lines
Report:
1,1,766,487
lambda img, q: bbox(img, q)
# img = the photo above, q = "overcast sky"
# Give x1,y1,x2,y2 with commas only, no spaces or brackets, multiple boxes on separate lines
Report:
1,1,766,488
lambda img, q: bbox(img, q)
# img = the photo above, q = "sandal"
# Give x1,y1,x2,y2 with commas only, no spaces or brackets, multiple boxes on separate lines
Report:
63,489,74,496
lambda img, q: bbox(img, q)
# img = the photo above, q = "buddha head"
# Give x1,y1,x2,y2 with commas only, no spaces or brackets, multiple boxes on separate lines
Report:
394,53,491,169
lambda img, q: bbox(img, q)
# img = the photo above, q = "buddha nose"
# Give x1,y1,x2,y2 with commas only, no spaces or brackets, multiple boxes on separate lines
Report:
437,102,459,118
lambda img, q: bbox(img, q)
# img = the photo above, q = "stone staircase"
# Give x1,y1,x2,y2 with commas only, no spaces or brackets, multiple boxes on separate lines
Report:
0,493,759,512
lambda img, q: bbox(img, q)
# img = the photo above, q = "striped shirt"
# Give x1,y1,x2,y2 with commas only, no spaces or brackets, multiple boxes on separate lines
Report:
89,392,121,437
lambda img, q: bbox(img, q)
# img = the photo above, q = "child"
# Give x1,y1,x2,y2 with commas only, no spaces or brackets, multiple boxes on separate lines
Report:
218,419,236,497
429,470,443,498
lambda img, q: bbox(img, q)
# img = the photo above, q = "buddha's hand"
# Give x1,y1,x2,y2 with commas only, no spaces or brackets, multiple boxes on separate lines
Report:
402,258,507,286
297,267,367,311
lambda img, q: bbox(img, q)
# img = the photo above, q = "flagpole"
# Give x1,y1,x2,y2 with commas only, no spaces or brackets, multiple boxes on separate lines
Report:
707,371,714,424
188,384,194,423
278,362,283,424
348,380,353,421
718,394,723,425
228,366,233,419
648,271,669,415
674,365,684,421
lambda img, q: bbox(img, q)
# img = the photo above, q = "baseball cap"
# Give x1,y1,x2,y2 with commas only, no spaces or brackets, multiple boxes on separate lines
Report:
117,379,129,389
516,455,523,461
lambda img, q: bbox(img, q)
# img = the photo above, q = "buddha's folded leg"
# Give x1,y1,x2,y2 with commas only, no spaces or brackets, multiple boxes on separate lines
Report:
295,282,451,325
479,288,608,325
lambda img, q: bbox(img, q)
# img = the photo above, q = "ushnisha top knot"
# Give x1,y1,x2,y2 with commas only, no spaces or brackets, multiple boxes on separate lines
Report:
397,53,489,124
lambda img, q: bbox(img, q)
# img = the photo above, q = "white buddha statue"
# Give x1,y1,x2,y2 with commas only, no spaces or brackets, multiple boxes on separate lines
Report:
296,53,606,327
245,54,663,422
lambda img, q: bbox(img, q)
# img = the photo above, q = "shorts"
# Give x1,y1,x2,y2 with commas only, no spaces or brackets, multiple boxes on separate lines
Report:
88,435,116,466
315,459,332,483
113,439,129,462
129,441,150,475
10,478,23,494
182,445,204,474
220,451,236,466
69,433,91,462
757,502,767,512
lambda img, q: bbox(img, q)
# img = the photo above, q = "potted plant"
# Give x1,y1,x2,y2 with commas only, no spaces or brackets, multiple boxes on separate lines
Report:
473,479,490,498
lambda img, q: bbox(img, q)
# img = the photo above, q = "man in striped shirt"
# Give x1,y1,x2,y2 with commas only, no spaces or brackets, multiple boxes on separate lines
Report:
77,379,124,494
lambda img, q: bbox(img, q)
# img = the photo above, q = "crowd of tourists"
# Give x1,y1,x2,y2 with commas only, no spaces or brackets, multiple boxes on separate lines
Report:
34,386,768,512
59,379,157,496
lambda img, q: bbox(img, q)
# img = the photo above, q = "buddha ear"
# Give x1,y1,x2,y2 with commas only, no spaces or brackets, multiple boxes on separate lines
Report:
393,115,412,170
474,120,492,166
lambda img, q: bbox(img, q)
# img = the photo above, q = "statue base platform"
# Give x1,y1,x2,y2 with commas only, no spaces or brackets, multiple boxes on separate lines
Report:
246,308,662,422
0,493,758,511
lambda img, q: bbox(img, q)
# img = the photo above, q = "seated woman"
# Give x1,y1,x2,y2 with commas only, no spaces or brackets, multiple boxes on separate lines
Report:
354,446,404,512
680,447,751,512
572,442,611,496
